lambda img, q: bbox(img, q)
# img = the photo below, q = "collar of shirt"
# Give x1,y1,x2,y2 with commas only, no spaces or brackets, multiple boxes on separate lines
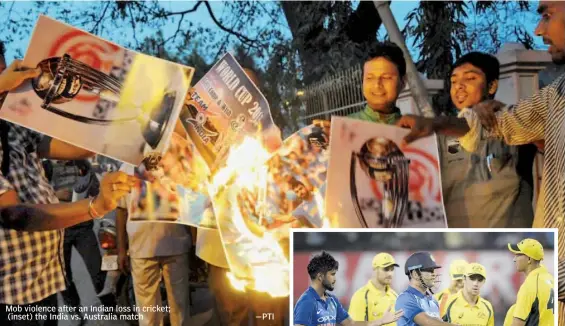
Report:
455,290,483,308
367,280,394,298
406,285,432,299
308,286,328,303
361,105,402,124
527,265,548,279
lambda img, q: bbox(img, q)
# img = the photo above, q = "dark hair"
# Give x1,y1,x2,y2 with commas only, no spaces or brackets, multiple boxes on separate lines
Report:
307,251,339,280
365,41,407,79
0,41,5,58
452,52,500,86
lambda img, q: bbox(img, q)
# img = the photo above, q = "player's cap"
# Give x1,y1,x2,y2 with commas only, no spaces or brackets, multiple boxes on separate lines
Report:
465,263,487,279
405,252,441,275
508,238,544,261
372,253,400,269
449,259,469,280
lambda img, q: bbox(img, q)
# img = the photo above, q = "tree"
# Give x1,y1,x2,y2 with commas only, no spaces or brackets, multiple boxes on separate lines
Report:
281,1,383,84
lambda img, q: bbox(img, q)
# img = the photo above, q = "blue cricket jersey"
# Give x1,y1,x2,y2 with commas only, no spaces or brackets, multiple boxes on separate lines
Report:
294,287,349,326
395,286,441,326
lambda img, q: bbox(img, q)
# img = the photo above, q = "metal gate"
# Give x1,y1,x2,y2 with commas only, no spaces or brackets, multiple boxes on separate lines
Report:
298,64,366,125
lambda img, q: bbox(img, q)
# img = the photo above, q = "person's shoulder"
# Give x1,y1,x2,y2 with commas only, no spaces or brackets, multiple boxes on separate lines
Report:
389,288,399,298
351,283,369,298
396,290,414,303
479,297,494,311
295,289,316,304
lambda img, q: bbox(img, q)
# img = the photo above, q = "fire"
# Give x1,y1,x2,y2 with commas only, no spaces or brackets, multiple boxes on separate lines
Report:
208,137,289,298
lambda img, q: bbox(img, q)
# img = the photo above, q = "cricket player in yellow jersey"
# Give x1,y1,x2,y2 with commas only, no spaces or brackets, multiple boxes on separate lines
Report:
442,263,494,326
434,260,468,317
507,238,554,326
349,253,400,323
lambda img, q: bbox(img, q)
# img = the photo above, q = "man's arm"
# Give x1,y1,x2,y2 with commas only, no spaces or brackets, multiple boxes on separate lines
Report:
413,313,458,326
397,79,555,147
293,298,316,326
509,317,525,326
340,310,404,326
38,137,95,160
0,171,136,231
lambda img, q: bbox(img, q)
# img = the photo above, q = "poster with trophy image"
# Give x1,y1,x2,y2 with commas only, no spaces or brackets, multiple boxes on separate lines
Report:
325,117,447,228
0,15,194,166
126,133,217,229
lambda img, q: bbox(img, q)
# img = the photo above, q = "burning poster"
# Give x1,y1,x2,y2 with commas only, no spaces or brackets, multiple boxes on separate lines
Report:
126,133,216,228
0,15,194,166
207,123,330,296
179,53,277,173
325,117,447,228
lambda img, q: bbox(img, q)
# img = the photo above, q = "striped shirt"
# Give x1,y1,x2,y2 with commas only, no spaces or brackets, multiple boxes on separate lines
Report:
459,73,565,324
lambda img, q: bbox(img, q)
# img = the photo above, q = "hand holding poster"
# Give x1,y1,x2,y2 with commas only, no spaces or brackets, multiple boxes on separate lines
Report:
0,15,194,166
325,117,447,228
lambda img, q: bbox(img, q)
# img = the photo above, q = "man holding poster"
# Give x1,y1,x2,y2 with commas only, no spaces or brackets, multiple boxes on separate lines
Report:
0,48,136,325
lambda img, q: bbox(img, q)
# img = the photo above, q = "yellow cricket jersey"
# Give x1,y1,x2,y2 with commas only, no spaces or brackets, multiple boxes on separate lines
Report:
513,265,554,326
348,280,398,324
443,291,494,326
434,288,456,318
504,305,516,326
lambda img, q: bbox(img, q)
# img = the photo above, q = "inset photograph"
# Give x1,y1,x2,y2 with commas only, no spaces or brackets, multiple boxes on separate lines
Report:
291,230,556,326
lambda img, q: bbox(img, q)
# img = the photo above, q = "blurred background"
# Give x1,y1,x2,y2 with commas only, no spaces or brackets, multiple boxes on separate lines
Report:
292,231,555,326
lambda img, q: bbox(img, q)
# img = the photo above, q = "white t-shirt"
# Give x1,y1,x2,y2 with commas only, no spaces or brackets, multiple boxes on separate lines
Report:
119,164,191,259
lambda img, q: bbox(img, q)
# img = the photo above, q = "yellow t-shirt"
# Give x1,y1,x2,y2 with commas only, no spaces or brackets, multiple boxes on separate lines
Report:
513,265,554,325
504,305,516,326
348,280,398,324
443,291,494,326
434,288,455,317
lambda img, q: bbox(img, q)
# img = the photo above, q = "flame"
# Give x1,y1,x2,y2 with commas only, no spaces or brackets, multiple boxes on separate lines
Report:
208,136,289,298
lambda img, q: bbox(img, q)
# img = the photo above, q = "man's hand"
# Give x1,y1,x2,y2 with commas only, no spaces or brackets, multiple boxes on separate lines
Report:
472,99,505,131
118,247,130,274
396,115,435,145
0,60,41,93
93,171,138,216
370,306,404,326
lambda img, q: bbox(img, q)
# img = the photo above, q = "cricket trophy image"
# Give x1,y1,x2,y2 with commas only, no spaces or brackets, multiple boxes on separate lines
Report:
31,53,177,149
350,137,410,228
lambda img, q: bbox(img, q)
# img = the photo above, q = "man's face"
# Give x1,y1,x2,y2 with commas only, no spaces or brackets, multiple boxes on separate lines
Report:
535,1,565,64
451,278,464,292
463,275,485,297
417,268,439,289
321,270,337,291
513,254,529,272
363,57,403,112
450,63,494,110
376,265,395,286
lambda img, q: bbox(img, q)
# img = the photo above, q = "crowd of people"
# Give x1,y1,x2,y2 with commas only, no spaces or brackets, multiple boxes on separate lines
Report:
0,1,564,326
296,238,553,326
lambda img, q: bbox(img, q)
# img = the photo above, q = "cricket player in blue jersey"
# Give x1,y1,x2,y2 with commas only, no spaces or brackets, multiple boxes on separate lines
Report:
294,251,404,326
395,252,458,326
